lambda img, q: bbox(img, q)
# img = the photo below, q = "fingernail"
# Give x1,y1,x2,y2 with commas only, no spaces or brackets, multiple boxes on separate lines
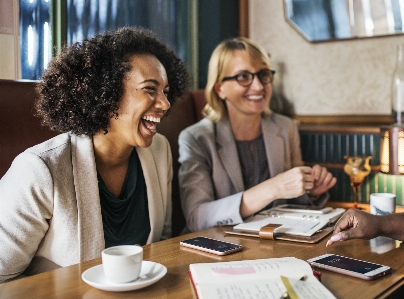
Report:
326,240,332,247
330,234,342,242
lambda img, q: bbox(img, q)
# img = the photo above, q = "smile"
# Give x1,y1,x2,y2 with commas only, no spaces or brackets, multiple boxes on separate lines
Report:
142,115,161,123
245,95,264,101
141,115,162,133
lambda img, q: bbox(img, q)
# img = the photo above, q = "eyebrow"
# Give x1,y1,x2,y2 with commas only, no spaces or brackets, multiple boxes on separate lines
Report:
140,79,169,89
234,68,269,73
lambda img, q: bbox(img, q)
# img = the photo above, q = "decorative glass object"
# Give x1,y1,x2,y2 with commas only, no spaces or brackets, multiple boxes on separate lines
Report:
343,156,372,209
392,44,404,124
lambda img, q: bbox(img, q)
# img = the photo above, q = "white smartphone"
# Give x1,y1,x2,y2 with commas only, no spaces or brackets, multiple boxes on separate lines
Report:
307,254,392,280
274,204,333,214
180,236,243,256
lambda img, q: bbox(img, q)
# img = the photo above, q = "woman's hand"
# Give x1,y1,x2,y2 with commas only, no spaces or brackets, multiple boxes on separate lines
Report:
241,166,313,218
240,165,335,218
308,164,337,200
270,166,315,199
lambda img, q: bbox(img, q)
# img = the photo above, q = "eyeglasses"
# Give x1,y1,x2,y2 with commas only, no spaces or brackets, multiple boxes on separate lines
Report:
221,69,275,87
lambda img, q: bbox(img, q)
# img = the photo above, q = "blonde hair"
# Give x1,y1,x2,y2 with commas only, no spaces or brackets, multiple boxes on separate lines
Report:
203,37,273,122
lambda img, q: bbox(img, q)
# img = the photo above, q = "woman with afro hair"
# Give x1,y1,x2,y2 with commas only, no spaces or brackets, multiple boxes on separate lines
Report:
0,26,189,283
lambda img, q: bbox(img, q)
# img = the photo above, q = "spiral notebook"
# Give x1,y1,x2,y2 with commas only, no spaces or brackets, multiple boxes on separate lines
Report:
258,207,346,224
224,208,345,243
231,216,329,237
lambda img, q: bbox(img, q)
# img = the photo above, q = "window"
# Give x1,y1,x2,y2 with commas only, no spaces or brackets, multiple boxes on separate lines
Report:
66,0,191,64
20,0,51,79
19,0,241,88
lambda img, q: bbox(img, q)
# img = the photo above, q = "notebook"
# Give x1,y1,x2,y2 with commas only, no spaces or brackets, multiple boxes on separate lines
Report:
258,207,346,224
189,257,336,299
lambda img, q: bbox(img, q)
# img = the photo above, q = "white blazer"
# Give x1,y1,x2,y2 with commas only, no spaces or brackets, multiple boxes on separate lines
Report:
0,133,172,283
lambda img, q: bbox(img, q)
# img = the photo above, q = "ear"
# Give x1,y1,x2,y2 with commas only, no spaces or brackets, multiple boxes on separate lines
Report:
214,82,226,100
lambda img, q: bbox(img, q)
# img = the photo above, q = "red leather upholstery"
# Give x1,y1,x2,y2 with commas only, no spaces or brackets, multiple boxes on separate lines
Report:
157,90,206,236
0,80,59,178
0,79,206,236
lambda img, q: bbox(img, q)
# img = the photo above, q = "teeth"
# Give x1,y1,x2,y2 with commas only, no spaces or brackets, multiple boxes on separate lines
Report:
142,115,161,123
247,95,264,101
144,122,157,132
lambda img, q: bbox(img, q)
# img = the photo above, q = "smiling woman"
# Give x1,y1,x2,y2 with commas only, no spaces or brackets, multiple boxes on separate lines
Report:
178,37,336,233
0,26,189,283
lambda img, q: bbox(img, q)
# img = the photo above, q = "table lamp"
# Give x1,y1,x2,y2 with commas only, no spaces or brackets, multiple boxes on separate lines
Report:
380,125,404,175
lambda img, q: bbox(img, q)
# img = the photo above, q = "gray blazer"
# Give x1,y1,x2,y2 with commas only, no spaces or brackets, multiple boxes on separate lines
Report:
0,133,172,283
178,113,327,232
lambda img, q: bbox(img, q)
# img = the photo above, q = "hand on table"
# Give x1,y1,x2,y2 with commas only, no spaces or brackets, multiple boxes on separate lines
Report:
326,209,380,246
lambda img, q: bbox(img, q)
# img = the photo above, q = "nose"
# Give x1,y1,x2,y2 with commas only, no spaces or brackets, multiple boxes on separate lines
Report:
249,74,265,89
155,92,171,111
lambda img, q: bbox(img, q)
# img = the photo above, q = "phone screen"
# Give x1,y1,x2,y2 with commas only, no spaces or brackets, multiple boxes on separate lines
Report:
181,237,241,253
312,254,383,274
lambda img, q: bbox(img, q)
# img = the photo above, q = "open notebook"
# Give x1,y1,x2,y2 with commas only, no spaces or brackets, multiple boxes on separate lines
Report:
189,257,336,299
225,208,345,243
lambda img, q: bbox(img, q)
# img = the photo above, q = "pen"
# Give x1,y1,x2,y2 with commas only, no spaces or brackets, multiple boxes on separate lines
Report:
279,275,307,299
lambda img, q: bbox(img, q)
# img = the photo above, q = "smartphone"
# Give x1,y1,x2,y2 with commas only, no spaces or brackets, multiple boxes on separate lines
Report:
307,254,392,280
180,236,243,256
274,204,333,214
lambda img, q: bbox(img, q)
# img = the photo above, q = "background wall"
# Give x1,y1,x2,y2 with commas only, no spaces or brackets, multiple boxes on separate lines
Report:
3,0,403,117
249,0,404,116
0,0,19,79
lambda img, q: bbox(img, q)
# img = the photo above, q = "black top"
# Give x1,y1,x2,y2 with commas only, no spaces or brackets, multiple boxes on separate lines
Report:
235,134,270,190
98,149,150,248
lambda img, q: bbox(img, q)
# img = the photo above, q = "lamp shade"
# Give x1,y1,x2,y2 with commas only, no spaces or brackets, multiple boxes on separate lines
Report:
380,125,404,174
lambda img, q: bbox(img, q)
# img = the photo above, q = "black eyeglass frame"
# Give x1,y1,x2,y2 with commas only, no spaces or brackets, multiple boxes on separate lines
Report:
221,69,276,87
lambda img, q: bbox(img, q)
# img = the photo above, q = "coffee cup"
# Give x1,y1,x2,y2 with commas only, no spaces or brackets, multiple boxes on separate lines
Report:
102,245,143,283
370,193,396,215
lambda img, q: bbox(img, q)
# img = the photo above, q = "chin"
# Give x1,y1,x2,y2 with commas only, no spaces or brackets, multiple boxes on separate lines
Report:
136,137,154,148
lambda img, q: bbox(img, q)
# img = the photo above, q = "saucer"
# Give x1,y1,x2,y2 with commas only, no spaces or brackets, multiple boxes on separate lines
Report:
81,260,167,292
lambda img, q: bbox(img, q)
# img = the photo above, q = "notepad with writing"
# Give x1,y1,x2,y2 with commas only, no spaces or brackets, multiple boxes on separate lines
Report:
189,257,336,299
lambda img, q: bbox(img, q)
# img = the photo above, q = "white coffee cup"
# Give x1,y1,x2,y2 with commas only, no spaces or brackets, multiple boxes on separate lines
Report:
102,245,143,283
370,193,396,215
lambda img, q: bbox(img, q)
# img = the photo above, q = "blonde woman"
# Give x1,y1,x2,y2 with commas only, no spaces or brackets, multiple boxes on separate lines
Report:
178,37,336,232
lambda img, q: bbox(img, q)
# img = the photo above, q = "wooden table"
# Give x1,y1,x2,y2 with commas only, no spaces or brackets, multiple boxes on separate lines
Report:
1,226,404,299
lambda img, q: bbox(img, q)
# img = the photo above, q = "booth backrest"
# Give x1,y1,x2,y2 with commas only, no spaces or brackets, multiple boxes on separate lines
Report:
157,89,206,236
0,79,206,236
0,80,58,178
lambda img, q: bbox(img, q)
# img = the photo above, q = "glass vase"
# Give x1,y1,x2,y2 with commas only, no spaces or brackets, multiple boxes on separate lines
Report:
343,156,372,209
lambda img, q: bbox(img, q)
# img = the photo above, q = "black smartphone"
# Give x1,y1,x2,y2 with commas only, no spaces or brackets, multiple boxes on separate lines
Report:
180,236,243,256
307,254,392,280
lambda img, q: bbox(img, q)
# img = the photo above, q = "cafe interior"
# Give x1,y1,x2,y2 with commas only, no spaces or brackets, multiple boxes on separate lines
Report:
2,0,404,298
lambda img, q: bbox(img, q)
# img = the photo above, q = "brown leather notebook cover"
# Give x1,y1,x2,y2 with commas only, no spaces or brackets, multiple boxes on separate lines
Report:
225,225,333,244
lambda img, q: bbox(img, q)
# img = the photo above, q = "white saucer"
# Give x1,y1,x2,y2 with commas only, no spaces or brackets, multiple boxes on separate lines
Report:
81,260,167,292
